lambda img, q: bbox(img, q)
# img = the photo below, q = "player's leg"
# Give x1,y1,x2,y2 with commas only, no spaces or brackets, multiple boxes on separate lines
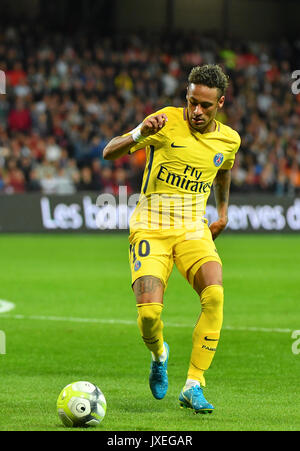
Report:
129,233,173,399
179,261,223,414
174,227,223,412
133,276,170,400
187,261,223,388
133,275,166,361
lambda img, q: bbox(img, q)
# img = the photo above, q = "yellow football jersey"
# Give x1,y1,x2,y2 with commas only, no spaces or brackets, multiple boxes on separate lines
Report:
126,106,240,231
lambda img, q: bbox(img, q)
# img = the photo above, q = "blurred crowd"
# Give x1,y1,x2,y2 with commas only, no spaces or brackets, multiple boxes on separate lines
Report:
0,26,300,196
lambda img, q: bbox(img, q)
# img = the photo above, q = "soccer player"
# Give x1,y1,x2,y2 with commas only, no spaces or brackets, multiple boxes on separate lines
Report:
103,65,240,414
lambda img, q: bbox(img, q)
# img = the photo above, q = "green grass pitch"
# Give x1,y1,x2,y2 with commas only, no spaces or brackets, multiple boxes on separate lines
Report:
0,233,299,431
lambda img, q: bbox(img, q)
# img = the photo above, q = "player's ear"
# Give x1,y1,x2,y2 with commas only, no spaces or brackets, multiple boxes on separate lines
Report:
218,95,225,109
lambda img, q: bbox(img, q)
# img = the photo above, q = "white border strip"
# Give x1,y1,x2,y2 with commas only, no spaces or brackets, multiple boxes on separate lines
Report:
0,313,292,334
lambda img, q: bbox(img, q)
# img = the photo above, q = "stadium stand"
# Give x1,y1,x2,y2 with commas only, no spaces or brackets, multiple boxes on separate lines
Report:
0,26,299,196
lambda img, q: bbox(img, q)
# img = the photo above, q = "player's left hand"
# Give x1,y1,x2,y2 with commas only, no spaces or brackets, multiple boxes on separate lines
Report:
141,113,168,137
209,217,228,240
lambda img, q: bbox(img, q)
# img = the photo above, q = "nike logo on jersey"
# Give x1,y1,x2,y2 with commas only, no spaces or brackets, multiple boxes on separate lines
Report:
171,142,187,148
204,336,219,341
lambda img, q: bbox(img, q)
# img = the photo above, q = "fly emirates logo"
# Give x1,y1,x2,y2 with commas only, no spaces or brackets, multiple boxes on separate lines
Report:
157,164,212,193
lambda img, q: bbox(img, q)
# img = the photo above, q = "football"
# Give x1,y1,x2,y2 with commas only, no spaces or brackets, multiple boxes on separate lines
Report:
57,381,107,427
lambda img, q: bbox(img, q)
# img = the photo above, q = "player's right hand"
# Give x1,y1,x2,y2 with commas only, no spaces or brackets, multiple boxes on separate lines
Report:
141,114,168,137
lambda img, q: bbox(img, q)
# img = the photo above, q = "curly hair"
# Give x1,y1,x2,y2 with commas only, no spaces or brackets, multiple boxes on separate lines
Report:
188,64,229,98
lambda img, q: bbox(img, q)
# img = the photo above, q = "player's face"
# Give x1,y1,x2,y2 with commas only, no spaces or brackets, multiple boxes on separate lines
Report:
186,83,224,132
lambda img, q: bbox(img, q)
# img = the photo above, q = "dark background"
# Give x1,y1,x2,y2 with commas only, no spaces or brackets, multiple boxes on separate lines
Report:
1,0,300,40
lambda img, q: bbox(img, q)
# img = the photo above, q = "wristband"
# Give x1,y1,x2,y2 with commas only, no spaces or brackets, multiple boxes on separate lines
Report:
130,124,146,143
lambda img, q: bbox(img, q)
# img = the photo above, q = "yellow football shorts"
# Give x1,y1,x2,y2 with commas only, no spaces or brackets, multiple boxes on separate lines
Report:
129,223,222,289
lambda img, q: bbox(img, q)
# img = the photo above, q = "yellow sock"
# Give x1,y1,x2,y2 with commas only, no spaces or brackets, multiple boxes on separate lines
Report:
187,285,224,386
137,303,164,360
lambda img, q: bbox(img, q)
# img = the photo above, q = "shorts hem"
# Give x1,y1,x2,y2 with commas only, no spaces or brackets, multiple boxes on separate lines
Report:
187,256,222,287
131,273,167,290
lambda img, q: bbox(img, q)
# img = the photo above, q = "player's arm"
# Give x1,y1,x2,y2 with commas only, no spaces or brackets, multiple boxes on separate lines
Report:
210,169,231,240
103,113,168,160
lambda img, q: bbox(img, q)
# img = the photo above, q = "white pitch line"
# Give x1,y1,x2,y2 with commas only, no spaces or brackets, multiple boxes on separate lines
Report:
0,300,15,313
0,313,293,334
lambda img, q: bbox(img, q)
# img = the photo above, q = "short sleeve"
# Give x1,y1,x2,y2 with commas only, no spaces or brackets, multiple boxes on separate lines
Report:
221,136,241,169
123,108,169,154
123,129,164,154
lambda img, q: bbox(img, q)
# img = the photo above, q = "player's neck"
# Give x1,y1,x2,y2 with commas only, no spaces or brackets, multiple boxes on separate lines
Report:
189,118,217,134
203,119,217,134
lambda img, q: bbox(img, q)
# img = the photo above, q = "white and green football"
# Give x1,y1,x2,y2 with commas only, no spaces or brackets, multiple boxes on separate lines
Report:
57,381,107,427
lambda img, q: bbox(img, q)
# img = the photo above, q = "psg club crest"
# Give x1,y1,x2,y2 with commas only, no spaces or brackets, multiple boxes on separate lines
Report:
213,153,224,167
134,260,142,271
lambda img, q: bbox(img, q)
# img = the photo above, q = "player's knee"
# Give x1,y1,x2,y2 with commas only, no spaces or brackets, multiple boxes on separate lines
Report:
200,284,224,314
137,303,163,325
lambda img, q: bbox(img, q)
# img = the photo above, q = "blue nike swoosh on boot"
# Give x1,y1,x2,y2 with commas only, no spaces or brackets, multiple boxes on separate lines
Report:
179,385,214,414
149,342,169,400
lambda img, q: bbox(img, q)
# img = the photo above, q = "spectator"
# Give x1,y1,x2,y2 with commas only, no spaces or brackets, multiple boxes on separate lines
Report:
6,61,26,87
114,167,133,195
45,137,62,163
27,168,41,192
5,167,26,193
40,172,57,194
101,166,115,194
77,166,96,191
55,168,76,194
90,159,103,191
8,99,31,133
